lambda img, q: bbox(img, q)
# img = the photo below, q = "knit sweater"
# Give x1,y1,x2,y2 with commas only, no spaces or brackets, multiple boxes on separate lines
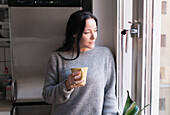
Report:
42,46,118,115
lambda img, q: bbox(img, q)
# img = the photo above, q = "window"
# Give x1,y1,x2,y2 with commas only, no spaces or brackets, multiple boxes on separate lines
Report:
160,0,170,114
117,0,162,114
162,1,167,14
161,34,166,47
159,98,165,110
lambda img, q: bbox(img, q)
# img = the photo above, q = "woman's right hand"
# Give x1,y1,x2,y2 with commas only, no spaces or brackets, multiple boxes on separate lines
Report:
65,71,85,91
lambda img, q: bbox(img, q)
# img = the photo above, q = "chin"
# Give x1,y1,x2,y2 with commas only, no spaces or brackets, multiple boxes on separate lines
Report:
91,44,95,49
87,46,94,50
81,45,95,51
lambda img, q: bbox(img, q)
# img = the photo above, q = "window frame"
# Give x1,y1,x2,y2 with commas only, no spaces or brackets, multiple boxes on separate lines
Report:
116,0,161,114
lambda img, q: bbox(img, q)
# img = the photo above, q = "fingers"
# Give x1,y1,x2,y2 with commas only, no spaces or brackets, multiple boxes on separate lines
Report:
65,71,85,91
70,78,84,89
70,71,81,81
70,83,85,89
74,79,84,85
71,71,81,77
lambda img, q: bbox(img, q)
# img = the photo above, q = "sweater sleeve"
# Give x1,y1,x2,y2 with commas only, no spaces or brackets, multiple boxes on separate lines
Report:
102,50,118,115
42,53,74,105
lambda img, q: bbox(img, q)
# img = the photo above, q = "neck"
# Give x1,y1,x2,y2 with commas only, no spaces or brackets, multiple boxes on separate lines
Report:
80,48,90,52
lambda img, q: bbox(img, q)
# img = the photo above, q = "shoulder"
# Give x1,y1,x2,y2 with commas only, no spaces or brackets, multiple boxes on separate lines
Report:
95,46,115,62
49,51,59,58
94,45,112,55
48,50,73,61
47,51,59,63
95,45,111,51
50,50,71,57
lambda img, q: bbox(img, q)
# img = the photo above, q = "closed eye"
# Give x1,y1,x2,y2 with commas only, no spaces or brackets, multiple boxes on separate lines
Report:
84,31,90,34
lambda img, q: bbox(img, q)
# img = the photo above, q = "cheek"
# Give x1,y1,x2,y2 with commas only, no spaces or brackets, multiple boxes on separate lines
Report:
80,36,88,44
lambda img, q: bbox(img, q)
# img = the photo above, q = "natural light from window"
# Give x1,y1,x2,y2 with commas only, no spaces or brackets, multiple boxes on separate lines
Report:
159,0,170,115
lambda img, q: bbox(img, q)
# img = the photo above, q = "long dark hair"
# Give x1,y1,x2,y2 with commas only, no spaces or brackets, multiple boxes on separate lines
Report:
56,10,98,60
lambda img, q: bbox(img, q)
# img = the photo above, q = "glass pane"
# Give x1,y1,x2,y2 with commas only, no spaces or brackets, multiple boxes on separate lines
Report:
159,0,170,114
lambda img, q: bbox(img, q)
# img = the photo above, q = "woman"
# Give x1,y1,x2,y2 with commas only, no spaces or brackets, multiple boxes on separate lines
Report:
42,10,118,115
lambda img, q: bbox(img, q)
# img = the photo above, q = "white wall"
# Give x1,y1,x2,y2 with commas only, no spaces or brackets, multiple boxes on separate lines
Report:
93,0,117,57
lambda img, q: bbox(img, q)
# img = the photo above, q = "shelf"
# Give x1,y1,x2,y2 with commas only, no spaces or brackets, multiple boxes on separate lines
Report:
0,38,10,42
0,22,9,30
0,39,10,47
0,5,8,8
0,22,9,24
0,45,10,47
0,61,11,62
0,74,11,76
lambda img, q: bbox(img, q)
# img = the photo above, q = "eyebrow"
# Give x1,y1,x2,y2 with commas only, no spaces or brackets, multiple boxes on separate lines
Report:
84,27,97,31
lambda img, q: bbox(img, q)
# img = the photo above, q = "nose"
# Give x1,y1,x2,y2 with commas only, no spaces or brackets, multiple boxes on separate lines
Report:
90,32,96,40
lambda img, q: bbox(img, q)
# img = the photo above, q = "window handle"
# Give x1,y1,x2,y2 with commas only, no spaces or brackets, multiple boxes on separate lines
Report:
121,29,129,53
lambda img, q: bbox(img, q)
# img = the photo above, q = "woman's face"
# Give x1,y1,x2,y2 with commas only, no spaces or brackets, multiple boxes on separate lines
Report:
79,18,98,51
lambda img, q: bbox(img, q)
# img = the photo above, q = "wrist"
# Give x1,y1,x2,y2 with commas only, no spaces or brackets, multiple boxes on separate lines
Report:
65,80,71,91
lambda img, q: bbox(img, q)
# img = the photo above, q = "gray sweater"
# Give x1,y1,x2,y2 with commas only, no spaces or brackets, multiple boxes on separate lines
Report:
42,46,118,115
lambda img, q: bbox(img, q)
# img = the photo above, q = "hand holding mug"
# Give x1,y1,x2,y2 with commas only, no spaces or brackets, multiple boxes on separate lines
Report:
65,71,85,91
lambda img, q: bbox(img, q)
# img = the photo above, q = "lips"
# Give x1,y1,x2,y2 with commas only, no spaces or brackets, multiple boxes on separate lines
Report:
89,41,95,45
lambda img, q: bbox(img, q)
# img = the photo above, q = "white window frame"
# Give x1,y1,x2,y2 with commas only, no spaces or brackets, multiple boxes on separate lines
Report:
150,0,161,114
117,0,161,115
142,0,161,114
116,0,133,113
